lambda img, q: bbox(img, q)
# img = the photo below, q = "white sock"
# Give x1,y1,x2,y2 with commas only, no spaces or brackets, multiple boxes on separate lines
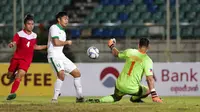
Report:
53,79,63,100
74,77,83,98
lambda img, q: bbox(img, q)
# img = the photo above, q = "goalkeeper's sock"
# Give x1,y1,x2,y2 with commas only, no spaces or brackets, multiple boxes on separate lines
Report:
10,78,21,93
130,96,140,101
74,77,83,98
53,79,63,100
131,93,149,101
99,95,115,103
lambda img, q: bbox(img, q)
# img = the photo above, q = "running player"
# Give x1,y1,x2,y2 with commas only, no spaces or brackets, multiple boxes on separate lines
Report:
87,38,162,103
47,12,84,103
6,14,47,100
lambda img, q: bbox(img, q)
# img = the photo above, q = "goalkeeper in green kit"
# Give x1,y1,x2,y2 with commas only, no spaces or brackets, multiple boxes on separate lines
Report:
86,38,162,103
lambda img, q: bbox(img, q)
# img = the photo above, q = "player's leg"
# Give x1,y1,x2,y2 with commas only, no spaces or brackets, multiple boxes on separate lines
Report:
48,58,65,102
7,58,18,83
100,86,125,103
130,85,150,103
66,60,84,103
86,86,125,103
7,69,26,100
70,69,84,102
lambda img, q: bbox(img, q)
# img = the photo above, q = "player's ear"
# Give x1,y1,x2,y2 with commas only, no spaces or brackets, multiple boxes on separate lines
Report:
147,44,150,49
57,18,61,23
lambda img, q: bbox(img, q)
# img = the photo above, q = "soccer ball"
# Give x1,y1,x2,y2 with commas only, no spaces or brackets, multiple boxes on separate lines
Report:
87,46,99,59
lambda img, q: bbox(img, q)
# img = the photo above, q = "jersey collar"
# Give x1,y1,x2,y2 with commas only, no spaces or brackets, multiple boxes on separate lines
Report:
56,24,65,31
138,50,146,54
23,29,32,35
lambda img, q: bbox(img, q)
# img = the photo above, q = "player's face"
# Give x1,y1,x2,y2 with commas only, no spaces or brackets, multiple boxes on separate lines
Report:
25,20,34,32
59,16,69,28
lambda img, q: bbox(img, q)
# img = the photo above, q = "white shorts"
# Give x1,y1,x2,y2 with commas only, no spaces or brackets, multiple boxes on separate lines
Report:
48,57,77,75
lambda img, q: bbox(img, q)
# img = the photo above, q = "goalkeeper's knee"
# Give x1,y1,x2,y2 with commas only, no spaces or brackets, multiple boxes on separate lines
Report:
111,94,122,102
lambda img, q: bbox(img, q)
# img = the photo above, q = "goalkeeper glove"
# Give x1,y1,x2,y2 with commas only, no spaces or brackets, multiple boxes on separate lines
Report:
151,89,163,103
108,38,116,49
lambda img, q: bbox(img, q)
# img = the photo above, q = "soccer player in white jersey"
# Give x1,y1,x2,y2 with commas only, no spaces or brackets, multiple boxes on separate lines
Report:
47,12,84,103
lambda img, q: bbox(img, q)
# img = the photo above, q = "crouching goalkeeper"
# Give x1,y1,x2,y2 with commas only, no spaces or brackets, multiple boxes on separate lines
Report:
87,38,162,103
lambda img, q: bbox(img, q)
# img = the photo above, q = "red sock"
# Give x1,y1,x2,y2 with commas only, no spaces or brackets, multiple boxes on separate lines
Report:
10,78,21,94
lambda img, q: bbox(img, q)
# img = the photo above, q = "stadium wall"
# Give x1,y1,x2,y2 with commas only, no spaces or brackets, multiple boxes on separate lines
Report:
0,63,199,96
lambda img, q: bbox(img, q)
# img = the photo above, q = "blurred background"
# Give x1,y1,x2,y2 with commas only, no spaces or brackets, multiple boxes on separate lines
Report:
0,0,200,63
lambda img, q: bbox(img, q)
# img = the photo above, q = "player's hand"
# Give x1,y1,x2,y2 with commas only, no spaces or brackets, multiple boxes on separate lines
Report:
108,38,116,49
66,40,72,45
152,96,163,103
151,90,163,103
8,42,16,48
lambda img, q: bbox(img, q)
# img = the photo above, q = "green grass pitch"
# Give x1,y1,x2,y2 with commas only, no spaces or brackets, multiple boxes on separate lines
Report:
0,96,200,112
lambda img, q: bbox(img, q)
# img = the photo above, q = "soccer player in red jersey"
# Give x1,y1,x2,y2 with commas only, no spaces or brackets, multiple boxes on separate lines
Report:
6,14,47,100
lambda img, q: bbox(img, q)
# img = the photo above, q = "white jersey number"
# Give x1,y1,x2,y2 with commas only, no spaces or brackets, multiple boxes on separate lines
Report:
26,41,30,47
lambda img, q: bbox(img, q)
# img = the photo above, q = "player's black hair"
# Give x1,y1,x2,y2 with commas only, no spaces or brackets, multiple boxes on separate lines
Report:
24,14,34,24
56,11,68,22
139,38,149,48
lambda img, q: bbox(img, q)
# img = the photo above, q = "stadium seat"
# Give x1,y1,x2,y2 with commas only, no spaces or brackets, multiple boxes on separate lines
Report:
30,0,39,6
118,13,129,21
179,0,187,5
103,5,114,12
102,28,112,37
136,4,147,12
189,0,198,4
100,0,110,5
126,27,137,36
93,6,103,13
89,19,100,24
129,12,140,20
42,6,53,13
155,0,165,5
125,4,136,12
107,12,118,21
136,28,148,36
180,4,191,12
50,0,60,5
121,0,133,5
110,0,121,5
133,19,144,24
155,19,165,24
181,27,193,37
185,12,196,22
86,13,96,20
112,28,125,37
171,27,177,37
70,29,81,37
96,12,107,20
194,28,200,37
92,28,104,36
134,0,143,5
140,12,151,20
144,0,153,5
33,5,42,13
152,11,162,21
122,20,133,25
115,5,125,12
41,0,50,5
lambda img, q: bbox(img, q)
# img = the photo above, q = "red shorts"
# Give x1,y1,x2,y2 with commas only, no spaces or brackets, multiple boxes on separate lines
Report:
8,58,31,73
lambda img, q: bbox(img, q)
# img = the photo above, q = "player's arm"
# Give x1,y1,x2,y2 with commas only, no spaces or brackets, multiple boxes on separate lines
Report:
52,38,72,46
144,61,162,103
34,45,47,50
8,33,19,48
108,38,119,57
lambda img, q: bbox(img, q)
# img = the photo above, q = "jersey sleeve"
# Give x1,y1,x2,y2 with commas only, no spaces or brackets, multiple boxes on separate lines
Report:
118,49,130,59
50,26,59,39
12,33,20,44
144,59,153,76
